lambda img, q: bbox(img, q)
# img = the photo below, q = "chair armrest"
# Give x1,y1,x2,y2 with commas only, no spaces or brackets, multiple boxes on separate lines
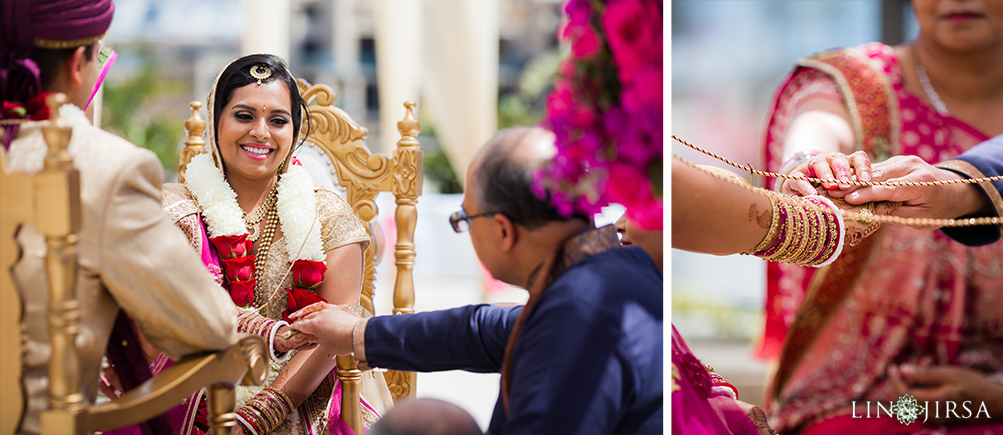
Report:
80,335,267,432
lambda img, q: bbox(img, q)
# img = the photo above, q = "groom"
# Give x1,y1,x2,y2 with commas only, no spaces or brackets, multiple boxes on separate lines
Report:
2,1,309,432
292,127,663,434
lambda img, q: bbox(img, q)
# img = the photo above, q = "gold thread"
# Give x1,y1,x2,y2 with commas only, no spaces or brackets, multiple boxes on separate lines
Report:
674,153,1000,228
673,135,1003,187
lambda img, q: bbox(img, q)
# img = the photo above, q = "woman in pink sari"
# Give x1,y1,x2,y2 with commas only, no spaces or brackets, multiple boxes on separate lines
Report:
759,1,1003,433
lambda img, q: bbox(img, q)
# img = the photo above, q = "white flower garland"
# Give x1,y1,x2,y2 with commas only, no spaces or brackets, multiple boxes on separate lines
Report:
185,153,325,261
276,164,325,261
186,153,245,237
58,104,93,129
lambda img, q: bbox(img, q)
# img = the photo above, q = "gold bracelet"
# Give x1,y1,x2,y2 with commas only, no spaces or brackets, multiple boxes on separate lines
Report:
810,197,839,265
742,194,780,255
794,202,825,265
763,197,796,262
264,386,295,412
766,197,803,263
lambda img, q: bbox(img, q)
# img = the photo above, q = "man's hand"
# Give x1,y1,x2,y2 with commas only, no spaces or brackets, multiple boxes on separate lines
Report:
889,364,1003,426
289,302,361,357
273,325,318,353
844,156,991,229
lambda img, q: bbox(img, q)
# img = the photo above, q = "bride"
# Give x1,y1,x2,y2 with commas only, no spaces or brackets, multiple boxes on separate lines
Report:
161,53,394,435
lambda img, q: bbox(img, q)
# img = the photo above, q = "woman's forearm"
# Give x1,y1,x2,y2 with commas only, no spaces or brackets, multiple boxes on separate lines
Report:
671,161,771,255
783,98,856,158
269,347,338,406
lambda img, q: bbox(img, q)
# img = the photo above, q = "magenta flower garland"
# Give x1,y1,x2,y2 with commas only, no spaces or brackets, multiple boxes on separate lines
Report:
537,0,663,229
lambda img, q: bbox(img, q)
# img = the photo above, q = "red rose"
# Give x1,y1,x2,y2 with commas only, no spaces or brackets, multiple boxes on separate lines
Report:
291,260,327,289
228,280,256,308
283,287,326,322
25,91,53,121
2,101,26,119
210,234,252,258
220,255,256,282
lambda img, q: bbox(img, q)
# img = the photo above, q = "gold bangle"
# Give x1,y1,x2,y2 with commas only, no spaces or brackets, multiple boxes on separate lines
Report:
811,198,839,265
264,386,295,412
794,202,824,265
742,194,780,255
766,197,802,263
763,197,795,262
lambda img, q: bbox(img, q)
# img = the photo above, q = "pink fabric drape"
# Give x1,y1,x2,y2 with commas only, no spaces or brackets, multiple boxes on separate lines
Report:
759,43,1003,434
672,326,763,434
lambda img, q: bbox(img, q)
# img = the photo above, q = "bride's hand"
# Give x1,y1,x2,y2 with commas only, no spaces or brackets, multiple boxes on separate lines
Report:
782,150,872,198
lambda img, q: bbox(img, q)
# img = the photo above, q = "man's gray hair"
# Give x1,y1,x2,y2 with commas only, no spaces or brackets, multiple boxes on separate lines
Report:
472,127,588,230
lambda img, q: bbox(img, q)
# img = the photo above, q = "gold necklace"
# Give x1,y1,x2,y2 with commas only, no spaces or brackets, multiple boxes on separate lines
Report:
252,201,280,312
243,187,278,242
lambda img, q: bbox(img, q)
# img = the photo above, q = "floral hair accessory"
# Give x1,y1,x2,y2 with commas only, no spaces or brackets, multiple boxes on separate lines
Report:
537,0,663,230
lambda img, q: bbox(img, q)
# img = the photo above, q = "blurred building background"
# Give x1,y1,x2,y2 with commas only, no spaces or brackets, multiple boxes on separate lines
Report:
670,0,917,407
98,0,579,428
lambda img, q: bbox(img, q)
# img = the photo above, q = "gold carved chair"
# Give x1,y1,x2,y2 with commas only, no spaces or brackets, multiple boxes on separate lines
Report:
177,80,422,434
1,94,269,435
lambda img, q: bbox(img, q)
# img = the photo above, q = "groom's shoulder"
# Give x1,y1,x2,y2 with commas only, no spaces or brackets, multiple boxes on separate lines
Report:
72,125,157,165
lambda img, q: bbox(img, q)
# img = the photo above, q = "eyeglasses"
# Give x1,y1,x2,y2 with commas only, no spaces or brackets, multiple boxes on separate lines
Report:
449,209,497,233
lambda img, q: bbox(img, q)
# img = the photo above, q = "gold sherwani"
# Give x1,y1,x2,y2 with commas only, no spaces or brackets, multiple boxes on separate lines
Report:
6,121,239,434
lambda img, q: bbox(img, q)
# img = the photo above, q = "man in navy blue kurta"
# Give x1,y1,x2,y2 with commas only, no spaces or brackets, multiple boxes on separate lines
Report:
292,127,663,434
845,134,1003,245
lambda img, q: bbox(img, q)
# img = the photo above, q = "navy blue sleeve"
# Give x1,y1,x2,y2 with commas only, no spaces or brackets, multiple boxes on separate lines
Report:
939,135,1003,246
364,304,522,373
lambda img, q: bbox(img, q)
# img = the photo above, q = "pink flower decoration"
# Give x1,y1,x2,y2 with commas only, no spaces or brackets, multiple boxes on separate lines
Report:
563,19,601,58
602,0,660,84
538,0,662,226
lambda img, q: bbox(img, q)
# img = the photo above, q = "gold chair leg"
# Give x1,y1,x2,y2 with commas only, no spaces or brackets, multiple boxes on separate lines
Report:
207,383,237,435
336,355,363,435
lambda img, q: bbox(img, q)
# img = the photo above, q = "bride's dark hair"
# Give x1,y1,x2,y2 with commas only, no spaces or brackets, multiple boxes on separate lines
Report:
212,54,311,148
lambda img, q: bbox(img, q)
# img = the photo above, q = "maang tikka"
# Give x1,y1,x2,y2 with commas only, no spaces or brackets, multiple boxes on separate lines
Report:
249,64,272,85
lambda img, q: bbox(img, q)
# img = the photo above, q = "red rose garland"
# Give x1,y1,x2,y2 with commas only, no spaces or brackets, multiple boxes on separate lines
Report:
209,234,257,308
187,151,328,316
282,260,328,322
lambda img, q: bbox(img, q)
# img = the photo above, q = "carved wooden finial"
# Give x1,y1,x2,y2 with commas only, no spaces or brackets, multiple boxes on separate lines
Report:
184,101,206,144
42,93,72,170
396,101,420,139
179,101,207,183
46,93,68,123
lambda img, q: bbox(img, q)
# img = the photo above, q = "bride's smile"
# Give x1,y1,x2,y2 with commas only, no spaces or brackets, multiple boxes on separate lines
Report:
218,80,294,182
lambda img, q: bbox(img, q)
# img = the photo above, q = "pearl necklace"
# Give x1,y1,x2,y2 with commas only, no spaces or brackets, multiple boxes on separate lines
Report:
915,60,950,117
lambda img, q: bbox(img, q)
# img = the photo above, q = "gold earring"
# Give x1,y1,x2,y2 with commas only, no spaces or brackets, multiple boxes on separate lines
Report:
250,64,272,85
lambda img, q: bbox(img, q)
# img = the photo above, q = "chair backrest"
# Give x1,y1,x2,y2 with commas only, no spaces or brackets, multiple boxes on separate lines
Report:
1,94,267,435
1,93,84,434
178,81,423,434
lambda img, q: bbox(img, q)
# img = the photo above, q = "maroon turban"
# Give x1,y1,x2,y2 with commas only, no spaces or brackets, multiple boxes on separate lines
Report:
1,0,114,147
